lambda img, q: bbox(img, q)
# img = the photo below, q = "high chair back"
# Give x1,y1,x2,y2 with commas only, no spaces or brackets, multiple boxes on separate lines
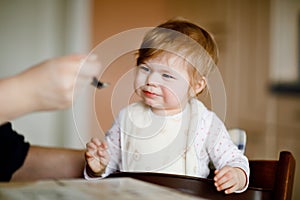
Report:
248,151,296,200
228,128,247,153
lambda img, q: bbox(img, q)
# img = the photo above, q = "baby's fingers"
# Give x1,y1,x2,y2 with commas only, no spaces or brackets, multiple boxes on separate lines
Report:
86,142,98,151
224,184,239,194
85,151,95,159
99,153,110,166
215,178,235,194
100,140,108,149
91,137,102,146
98,147,109,160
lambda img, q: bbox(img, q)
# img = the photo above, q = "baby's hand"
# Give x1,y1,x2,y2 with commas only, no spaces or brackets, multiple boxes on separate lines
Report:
213,166,247,194
85,137,109,176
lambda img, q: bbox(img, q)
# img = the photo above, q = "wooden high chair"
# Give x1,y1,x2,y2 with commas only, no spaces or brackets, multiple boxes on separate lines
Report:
248,151,296,200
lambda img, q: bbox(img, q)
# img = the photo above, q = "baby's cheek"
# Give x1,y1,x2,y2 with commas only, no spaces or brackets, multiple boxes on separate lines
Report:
166,83,189,100
134,78,141,90
162,88,181,105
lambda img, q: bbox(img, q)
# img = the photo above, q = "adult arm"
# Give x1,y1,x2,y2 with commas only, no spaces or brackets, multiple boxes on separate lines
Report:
11,146,86,181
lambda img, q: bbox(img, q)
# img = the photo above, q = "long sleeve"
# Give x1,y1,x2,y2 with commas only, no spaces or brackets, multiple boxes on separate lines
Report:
205,115,249,192
0,122,30,181
84,114,122,180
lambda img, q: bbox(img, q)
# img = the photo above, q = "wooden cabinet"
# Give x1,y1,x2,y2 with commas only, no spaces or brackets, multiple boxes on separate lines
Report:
275,95,300,162
274,95,300,200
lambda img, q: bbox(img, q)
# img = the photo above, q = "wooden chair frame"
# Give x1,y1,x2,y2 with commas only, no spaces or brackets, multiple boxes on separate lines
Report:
248,151,296,200
108,151,296,200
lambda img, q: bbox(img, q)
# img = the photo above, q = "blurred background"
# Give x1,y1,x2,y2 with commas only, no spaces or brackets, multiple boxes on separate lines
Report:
0,0,299,199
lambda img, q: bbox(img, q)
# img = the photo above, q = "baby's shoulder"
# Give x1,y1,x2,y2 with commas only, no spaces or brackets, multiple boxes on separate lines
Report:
192,100,226,137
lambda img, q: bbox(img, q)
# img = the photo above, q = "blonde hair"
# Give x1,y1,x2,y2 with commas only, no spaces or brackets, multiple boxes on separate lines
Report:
137,18,219,96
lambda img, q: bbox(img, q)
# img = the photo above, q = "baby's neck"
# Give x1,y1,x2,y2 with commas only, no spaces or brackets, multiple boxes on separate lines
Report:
150,105,186,116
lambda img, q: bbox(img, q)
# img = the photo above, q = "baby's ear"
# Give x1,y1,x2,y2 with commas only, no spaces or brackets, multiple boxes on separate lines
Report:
192,77,207,96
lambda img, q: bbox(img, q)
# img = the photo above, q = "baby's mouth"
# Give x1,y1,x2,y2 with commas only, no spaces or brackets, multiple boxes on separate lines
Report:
143,90,158,97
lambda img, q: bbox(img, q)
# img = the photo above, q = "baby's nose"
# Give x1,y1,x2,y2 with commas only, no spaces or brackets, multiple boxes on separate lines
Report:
146,72,160,86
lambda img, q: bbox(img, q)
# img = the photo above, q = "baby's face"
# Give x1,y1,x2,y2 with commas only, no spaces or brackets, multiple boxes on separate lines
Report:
134,53,191,116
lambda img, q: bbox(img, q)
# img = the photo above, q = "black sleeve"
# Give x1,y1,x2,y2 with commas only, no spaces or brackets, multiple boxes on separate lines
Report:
0,122,30,181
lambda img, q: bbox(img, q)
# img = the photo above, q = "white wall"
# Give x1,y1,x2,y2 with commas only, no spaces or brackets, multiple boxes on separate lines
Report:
0,0,92,148
270,0,300,83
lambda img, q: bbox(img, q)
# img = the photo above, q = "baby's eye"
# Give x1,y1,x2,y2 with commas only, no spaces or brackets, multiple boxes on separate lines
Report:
162,73,175,79
138,65,150,72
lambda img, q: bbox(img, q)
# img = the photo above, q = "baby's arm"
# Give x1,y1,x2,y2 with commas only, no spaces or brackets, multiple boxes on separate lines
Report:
204,115,249,194
213,166,247,194
85,138,110,177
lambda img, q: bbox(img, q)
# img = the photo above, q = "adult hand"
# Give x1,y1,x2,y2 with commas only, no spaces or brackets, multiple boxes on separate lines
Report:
0,54,101,124
18,54,101,111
